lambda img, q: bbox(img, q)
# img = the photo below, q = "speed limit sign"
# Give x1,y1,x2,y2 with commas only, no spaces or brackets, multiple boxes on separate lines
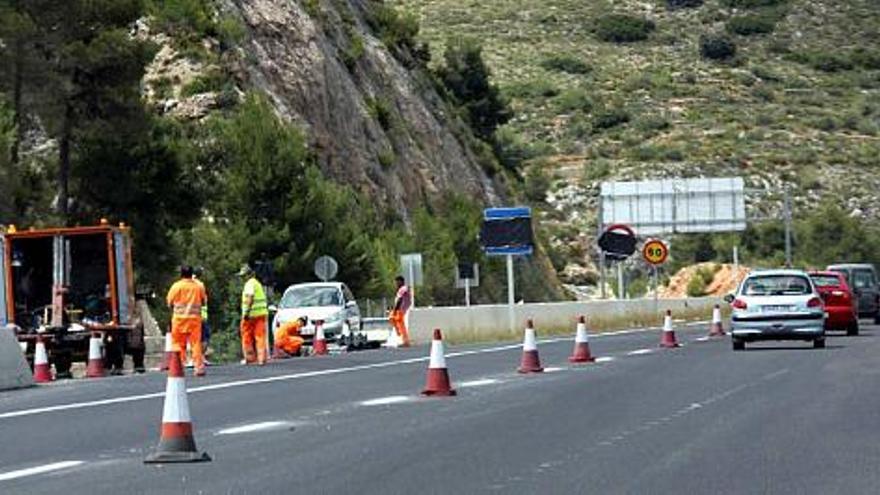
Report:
642,239,669,265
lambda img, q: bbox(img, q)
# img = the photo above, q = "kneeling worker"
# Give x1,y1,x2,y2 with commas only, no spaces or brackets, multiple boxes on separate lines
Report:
274,316,307,357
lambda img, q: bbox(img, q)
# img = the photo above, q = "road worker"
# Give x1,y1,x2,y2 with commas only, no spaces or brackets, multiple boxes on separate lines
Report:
388,275,412,347
274,316,307,357
165,265,207,376
193,266,212,365
239,264,269,365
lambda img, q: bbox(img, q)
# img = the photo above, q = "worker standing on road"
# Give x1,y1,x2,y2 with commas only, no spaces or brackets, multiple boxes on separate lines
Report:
239,264,269,365
389,275,412,347
166,265,207,376
193,266,212,366
274,316,307,357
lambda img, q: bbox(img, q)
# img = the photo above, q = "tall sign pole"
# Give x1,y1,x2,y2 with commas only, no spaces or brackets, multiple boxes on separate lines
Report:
643,239,669,314
507,254,515,332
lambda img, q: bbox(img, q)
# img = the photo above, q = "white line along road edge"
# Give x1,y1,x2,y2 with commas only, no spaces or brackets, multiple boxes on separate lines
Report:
0,321,711,421
0,461,84,482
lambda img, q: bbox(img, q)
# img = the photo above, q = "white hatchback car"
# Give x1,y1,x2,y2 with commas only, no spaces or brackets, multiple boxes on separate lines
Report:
272,282,362,344
726,269,826,351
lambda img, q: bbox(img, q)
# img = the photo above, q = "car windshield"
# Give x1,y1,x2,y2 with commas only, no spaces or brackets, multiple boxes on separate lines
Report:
810,275,841,288
743,275,812,296
853,269,876,289
280,287,342,308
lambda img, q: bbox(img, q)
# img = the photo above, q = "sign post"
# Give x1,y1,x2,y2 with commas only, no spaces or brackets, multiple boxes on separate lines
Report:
598,224,637,299
642,239,669,313
479,207,534,333
455,263,479,307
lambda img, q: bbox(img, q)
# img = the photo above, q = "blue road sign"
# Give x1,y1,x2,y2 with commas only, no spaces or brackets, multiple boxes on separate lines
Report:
481,207,534,256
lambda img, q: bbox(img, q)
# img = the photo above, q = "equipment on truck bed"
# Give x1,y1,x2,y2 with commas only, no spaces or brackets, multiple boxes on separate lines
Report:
0,221,137,378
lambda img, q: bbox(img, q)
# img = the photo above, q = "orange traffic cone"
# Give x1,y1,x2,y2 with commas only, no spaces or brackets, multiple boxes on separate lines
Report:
144,351,211,464
422,329,456,396
569,316,596,363
33,337,53,383
709,305,726,337
660,310,681,348
86,333,105,378
518,320,544,373
312,320,328,356
159,332,174,372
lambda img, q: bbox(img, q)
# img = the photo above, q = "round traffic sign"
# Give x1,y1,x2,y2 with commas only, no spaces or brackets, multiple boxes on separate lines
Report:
314,255,339,281
598,224,637,261
642,239,669,265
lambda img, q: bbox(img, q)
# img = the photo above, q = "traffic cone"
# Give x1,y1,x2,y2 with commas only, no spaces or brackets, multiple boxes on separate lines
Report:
709,305,726,337
33,337,53,383
159,332,174,372
518,320,544,373
144,351,211,464
86,333,105,378
313,320,328,356
569,316,596,363
660,310,680,348
422,329,456,396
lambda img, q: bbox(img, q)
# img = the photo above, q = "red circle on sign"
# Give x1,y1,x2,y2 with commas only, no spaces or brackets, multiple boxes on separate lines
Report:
642,239,669,265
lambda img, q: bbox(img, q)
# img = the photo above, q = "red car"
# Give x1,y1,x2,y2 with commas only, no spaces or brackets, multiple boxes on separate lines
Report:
809,271,859,336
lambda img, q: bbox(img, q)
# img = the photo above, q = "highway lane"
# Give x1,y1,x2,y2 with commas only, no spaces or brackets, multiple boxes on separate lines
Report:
2,321,879,494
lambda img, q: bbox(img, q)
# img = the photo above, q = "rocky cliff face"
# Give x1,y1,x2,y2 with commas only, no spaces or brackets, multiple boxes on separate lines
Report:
222,0,503,217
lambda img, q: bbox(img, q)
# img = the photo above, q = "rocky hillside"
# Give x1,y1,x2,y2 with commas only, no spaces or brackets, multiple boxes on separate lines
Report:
392,0,880,272
147,0,507,216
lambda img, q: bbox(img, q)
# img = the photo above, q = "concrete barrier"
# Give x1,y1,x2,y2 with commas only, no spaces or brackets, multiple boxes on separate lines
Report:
409,297,721,344
0,325,34,390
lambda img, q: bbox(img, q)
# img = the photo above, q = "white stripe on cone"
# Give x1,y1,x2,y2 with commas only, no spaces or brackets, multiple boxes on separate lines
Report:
428,339,447,369
88,336,102,361
34,341,49,365
522,327,538,351
315,325,326,341
663,314,674,333
164,333,173,352
712,306,722,324
575,322,590,343
162,377,191,423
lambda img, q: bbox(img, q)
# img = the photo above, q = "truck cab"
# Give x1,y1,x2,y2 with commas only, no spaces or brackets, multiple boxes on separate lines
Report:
0,221,136,378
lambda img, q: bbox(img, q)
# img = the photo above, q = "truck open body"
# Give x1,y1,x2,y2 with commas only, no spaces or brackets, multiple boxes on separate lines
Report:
1,223,136,377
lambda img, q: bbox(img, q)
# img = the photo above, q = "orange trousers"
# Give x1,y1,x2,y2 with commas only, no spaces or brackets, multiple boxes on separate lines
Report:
172,318,204,373
240,316,268,364
275,332,305,356
389,310,411,346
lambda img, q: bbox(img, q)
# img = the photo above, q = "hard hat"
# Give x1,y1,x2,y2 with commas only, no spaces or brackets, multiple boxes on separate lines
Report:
237,264,254,276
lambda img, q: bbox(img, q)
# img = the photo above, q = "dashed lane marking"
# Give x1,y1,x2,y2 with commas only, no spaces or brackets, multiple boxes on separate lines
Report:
360,396,411,407
216,421,291,436
0,321,713,420
0,461,84,482
594,357,615,363
459,379,500,388
627,349,654,356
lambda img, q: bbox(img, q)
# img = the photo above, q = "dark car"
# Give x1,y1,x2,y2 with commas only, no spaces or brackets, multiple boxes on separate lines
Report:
826,264,880,323
809,271,859,336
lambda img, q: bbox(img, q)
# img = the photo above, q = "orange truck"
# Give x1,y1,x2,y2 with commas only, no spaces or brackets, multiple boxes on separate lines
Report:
0,221,138,378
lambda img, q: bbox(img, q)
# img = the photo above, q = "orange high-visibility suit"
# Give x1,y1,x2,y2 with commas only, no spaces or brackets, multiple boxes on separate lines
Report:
166,277,207,375
389,284,412,346
274,320,305,356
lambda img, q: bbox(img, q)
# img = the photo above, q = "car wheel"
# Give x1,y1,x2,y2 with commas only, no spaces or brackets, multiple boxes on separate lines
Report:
732,339,745,351
813,338,826,349
847,321,860,336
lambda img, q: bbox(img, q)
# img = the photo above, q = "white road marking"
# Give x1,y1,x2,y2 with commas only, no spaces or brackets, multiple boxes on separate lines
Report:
216,421,290,436
543,367,563,373
360,396,411,406
0,461,84,482
694,337,711,342
0,320,713,421
459,379,500,388
627,349,654,356
594,357,615,363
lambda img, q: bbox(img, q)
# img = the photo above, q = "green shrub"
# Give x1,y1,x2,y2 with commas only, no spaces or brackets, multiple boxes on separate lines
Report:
377,148,396,169
686,264,719,297
366,4,420,54
181,70,228,97
726,15,776,36
540,55,591,74
700,34,737,61
593,107,630,130
594,14,656,43
341,33,366,70
555,89,593,113
807,52,854,72
584,159,612,181
365,97,395,131
524,167,551,202
147,0,215,37
216,15,246,50
667,0,704,9
720,0,785,7
852,49,880,70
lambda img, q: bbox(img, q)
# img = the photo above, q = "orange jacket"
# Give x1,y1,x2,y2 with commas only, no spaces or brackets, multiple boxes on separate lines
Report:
166,278,207,322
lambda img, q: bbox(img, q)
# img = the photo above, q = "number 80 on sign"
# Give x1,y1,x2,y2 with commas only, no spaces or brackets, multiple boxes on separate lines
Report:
642,239,669,265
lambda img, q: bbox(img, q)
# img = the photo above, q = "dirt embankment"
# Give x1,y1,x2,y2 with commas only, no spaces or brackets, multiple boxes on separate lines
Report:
661,263,750,299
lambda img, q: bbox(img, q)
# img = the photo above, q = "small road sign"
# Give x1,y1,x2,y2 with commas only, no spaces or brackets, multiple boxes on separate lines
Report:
642,239,669,265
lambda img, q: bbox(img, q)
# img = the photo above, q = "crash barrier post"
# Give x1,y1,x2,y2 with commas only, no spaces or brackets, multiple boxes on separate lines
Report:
0,325,34,390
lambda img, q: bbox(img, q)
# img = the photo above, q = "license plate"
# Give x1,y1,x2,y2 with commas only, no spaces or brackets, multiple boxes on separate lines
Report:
762,305,794,313
301,327,315,336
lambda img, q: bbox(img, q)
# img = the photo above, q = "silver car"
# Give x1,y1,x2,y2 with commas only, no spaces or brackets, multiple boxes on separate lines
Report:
726,269,826,351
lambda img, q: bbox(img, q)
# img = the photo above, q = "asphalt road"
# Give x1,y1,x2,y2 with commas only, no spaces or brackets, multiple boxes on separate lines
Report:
1,320,879,494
